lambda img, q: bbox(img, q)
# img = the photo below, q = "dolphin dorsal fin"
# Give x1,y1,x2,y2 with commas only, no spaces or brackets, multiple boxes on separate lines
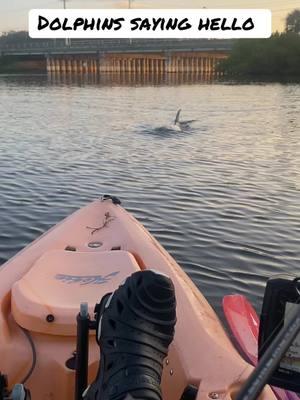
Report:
174,109,181,125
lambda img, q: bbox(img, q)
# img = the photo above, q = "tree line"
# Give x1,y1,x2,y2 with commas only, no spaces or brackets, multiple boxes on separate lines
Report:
218,9,300,78
0,31,57,46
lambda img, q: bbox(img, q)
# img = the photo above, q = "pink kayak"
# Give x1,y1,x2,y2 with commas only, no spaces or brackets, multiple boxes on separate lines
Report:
0,198,276,400
223,295,299,400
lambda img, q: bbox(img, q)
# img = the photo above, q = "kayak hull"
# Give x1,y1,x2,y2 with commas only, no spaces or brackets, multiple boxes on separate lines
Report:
0,199,275,400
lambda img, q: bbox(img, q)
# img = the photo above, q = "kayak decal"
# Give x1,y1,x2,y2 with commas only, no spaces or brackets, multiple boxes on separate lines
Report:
55,271,120,285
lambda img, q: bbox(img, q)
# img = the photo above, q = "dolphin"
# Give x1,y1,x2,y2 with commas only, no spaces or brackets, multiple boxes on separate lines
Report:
174,109,182,126
173,109,195,131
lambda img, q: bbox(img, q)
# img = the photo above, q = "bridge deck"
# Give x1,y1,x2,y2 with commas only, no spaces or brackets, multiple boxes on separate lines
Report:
0,39,233,56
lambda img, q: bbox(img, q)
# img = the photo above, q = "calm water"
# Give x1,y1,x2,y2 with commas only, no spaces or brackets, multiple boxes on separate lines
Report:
0,73,299,317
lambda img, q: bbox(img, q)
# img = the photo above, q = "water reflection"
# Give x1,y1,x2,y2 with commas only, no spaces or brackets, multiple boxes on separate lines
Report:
47,71,218,86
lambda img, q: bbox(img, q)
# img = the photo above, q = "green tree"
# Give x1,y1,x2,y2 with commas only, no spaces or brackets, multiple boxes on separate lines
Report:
218,32,300,78
286,9,300,34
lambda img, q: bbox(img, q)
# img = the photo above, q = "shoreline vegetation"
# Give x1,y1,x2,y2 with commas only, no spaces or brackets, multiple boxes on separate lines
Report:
218,32,300,79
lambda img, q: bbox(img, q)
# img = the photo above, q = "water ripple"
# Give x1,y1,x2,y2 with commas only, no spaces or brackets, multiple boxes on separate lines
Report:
0,75,300,316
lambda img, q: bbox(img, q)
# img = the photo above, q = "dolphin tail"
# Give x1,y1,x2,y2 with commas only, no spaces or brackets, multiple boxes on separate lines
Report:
174,109,181,125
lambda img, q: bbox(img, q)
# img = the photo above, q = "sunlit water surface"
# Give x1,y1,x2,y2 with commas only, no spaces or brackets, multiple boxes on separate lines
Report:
0,74,299,318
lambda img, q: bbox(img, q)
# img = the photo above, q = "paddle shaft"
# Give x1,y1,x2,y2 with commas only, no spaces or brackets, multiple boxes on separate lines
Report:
236,305,300,400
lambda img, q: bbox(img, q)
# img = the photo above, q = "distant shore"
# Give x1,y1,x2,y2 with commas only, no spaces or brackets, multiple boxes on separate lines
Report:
2,31,300,83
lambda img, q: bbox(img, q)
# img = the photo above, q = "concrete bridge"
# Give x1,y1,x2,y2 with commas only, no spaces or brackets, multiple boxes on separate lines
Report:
0,39,232,74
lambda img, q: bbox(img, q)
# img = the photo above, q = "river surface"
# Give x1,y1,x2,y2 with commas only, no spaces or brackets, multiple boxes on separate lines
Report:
0,73,299,317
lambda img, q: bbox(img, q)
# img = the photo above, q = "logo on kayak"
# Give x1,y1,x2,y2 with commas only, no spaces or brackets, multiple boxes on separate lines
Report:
55,271,120,285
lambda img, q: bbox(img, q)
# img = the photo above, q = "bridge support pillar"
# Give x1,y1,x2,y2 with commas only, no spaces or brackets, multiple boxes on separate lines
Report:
65,59,70,73
141,59,144,74
61,59,66,73
54,59,59,73
172,58,176,73
86,59,90,74
184,58,188,73
46,57,51,73
195,57,198,73
213,57,216,73
92,59,96,75
166,56,171,73
73,59,77,73
78,59,82,73
83,59,87,74
195,57,199,73
113,58,117,73
105,57,109,73
156,59,160,73
98,58,102,73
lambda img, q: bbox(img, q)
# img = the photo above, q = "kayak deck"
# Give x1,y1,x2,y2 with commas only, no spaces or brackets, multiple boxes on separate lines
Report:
0,198,275,400
12,250,140,336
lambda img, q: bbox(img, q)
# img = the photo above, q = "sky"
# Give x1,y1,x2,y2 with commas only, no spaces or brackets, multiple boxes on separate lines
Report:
0,0,298,33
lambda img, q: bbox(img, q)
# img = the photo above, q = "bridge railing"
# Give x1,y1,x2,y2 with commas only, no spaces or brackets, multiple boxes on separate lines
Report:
0,39,234,54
